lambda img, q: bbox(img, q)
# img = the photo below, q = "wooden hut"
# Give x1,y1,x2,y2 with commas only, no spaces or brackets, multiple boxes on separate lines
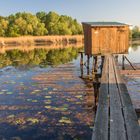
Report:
82,22,129,55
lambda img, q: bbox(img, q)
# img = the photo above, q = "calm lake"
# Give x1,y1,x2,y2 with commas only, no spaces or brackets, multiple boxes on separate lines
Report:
0,46,94,140
0,45,139,140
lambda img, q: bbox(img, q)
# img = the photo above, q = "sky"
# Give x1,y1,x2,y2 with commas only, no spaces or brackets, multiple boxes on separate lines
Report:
0,0,140,26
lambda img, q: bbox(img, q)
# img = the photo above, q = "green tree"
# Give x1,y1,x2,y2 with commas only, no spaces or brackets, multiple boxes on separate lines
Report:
7,12,48,37
36,11,47,23
0,11,83,37
132,26,140,39
0,18,9,36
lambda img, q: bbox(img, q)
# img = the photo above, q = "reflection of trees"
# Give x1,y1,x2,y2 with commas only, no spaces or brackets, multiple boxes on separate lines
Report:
131,45,140,51
0,47,81,68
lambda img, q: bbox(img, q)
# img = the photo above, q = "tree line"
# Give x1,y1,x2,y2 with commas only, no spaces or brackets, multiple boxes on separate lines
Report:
0,11,83,37
131,26,140,39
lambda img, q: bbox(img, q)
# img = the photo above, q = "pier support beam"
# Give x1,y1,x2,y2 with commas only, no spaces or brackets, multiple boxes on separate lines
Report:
122,55,125,70
80,52,84,78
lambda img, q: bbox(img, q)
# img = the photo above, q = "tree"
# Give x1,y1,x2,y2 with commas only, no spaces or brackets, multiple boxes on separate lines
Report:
0,18,9,36
6,12,48,37
36,11,47,23
0,11,83,37
132,26,140,39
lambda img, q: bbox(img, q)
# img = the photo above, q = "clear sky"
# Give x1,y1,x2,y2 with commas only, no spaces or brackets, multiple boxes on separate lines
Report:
0,0,140,26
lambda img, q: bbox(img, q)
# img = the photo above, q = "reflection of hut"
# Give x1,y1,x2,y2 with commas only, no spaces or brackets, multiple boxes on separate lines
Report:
82,22,129,55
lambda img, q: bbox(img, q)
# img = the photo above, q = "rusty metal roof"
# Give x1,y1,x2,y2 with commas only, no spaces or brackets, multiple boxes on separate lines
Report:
82,22,129,26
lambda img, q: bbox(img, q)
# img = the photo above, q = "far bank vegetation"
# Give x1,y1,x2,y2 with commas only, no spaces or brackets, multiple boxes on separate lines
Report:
0,11,83,37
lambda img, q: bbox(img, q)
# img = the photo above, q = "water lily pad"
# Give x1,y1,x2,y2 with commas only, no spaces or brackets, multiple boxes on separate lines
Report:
7,115,15,118
32,100,38,102
43,88,48,91
6,92,13,95
54,107,68,111
45,96,52,99
75,95,82,98
63,104,69,108
27,99,32,102
44,106,51,109
27,118,39,124
11,81,16,84
44,100,51,104
34,89,41,92
0,92,4,94
59,117,72,124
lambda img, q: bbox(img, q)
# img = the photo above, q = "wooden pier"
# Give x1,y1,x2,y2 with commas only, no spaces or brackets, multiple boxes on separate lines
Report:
92,55,140,140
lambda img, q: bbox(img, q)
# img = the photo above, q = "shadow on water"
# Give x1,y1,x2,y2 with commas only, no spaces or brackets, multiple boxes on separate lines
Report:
0,46,95,140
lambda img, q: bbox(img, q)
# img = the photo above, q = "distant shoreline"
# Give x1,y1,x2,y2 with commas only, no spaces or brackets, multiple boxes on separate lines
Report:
131,38,140,45
0,35,140,47
0,35,84,47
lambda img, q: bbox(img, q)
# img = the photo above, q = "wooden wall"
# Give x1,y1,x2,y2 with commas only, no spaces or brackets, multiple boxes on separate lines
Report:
83,25,129,55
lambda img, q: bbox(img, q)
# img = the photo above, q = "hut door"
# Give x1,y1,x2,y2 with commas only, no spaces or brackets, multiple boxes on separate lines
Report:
99,28,111,54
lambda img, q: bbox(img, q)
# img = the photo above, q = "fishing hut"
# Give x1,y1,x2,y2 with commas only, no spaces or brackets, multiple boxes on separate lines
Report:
82,22,129,55
80,22,130,78
81,22,140,140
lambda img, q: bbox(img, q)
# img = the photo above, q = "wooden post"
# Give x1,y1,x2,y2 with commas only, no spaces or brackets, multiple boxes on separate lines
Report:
122,55,125,70
94,56,98,72
80,52,84,78
92,56,95,80
115,55,118,62
124,56,136,70
100,56,105,76
93,74,100,111
87,55,90,76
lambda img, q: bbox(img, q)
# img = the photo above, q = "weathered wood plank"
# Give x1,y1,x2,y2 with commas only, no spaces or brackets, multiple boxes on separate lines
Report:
109,55,127,140
92,55,140,140
112,56,140,140
92,57,109,140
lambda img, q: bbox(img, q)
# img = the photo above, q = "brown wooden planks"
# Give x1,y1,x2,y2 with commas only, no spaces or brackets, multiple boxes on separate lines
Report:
109,55,127,140
112,57,140,140
92,55,140,140
92,57,109,140
82,23,129,55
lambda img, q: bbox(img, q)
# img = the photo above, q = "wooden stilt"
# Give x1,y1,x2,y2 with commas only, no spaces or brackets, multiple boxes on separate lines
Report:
87,55,90,76
100,56,105,75
91,56,95,80
80,52,84,78
122,55,125,70
115,55,118,62
124,56,136,70
94,56,98,72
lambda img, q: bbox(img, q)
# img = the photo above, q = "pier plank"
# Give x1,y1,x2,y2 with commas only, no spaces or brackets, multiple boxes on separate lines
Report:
109,56,126,140
92,57,109,140
112,57,140,140
92,55,140,140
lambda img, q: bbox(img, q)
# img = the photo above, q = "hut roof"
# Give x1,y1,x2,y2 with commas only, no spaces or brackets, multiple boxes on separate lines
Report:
82,22,129,27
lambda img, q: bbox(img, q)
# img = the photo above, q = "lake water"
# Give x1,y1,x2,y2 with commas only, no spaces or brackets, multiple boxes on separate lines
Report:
0,46,95,140
122,45,140,110
0,45,139,140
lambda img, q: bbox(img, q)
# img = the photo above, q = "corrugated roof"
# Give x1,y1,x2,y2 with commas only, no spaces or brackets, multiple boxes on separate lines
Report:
82,22,129,26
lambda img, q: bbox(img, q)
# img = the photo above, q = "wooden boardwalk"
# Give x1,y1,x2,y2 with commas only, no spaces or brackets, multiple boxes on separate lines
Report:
92,55,140,140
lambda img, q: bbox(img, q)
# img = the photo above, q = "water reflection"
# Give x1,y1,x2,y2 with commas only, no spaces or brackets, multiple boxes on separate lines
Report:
131,44,140,51
0,46,94,140
0,46,82,69
126,45,140,63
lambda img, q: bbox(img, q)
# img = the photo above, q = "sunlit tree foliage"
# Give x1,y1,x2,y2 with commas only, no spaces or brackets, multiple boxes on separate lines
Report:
0,11,83,37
